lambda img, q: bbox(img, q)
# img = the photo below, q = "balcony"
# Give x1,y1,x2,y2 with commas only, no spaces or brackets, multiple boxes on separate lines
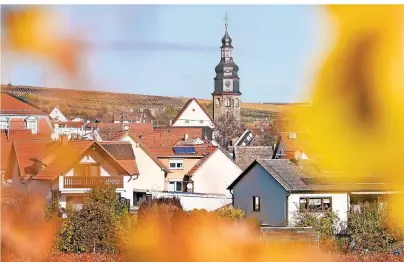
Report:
63,176,123,189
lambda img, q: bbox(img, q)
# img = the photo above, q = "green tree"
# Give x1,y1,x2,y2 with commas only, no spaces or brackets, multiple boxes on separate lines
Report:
347,203,404,253
214,206,245,222
57,184,128,253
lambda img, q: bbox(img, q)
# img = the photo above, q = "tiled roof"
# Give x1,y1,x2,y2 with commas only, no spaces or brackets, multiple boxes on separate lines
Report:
9,119,25,130
100,131,170,173
234,146,274,170
10,140,132,181
0,93,46,115
228,159,398,192
94,123,154,140
148,145,215,157
138,127,206,147
117,160,139,176
1,130,51,173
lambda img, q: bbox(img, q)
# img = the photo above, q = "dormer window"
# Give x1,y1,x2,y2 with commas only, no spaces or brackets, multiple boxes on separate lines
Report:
25,116,38,134
0,117,9,130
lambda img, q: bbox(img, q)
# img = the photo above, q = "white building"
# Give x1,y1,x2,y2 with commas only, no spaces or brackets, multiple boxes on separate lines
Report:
0,93,52,135
49,107,69,122
171,98,214,128
227,159,399,226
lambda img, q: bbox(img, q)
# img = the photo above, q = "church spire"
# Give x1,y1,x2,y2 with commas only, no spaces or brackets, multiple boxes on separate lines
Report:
224,13,229,32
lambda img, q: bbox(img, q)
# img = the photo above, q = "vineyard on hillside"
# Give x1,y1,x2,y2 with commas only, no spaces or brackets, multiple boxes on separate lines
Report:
1,84,296,122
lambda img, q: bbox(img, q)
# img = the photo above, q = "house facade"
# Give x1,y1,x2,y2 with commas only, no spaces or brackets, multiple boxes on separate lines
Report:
171,98,214,128
1,93,52,135
228,159,399,226
7,138,138,208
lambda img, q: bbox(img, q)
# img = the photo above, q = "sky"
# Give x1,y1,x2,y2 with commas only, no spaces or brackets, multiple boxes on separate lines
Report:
1,5,328,103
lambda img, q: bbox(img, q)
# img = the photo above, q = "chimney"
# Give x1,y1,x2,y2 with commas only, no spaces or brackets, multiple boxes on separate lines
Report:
60,135,69,146
184,133,189,141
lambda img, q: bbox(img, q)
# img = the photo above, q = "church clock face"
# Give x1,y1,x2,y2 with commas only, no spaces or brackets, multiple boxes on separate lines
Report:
223,80,233,91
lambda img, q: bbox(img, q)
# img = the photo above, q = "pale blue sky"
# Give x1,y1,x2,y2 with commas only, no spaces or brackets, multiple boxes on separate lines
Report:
1,5,327,103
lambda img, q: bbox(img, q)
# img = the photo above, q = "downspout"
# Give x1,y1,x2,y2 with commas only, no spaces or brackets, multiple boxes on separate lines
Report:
286,192,290,226
229,189,234,207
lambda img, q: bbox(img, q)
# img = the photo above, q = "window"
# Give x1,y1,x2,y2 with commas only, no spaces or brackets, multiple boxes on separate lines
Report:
299,197,332,212
169,159,183,170
224,98,231,107
26,119,38,134
216,98,221,106
168,180,184,192
252,196,260,211
235,98,240,107
74,164,100,177
0,117,8,130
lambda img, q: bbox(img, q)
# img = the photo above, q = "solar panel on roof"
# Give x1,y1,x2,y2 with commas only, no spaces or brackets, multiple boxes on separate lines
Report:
173,147,186,154
184,147,196,154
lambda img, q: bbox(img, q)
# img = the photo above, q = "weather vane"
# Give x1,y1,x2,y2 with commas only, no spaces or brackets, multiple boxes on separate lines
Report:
224,13,229,31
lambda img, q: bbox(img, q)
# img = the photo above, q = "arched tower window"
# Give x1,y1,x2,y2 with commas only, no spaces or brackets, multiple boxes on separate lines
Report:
224,98,231,107
216,98,221,106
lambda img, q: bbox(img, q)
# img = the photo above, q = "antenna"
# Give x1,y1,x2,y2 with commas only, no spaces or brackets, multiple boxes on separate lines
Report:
8,68,12,85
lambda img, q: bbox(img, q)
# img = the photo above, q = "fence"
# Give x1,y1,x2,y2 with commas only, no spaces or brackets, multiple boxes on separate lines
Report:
260,226,320,250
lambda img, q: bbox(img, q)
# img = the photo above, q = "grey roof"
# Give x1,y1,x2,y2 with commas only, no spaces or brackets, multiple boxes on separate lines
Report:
228,159,399,193
234,146,274,170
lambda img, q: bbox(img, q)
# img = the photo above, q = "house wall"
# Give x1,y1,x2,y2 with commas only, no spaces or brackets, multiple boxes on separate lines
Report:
161,157,200,180
288,193,349,225
172,100,214,127
232,164,289,226
192,150,242,195
152,191,232,211
49,108,68,122
121,135,165,192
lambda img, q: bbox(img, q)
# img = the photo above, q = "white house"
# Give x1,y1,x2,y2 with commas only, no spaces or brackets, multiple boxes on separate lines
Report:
49,107,69,122
0,93,52,135
7,137,138,208
171,98,214,128
227,159,399,226
52,121,102,141
104,130,240,210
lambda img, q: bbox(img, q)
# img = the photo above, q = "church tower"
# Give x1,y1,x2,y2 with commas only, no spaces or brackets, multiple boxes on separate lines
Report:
212,13,241,123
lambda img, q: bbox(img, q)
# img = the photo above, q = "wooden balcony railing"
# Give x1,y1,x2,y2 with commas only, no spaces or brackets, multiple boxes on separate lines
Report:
64,176,123,189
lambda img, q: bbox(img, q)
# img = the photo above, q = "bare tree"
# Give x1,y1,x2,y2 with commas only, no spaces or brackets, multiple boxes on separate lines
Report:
214,111,243,149
252,115,284,147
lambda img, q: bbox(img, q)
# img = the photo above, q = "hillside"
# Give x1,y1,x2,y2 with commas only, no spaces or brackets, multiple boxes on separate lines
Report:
1,84,298,122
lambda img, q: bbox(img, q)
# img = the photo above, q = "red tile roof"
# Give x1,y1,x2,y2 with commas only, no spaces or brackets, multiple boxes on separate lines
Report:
138,128,204,147
148,145,215,158
9,140,133,181
9,119,25,130
0,93,46,115
1,130,51,173
117,160,139,176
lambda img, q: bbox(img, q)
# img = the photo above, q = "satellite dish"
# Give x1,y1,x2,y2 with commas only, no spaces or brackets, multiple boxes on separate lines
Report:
294,151,302,161
187,182,193,191
51,133,59,141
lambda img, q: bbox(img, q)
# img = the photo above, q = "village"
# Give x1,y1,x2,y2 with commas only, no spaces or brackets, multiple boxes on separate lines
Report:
1,6,404,262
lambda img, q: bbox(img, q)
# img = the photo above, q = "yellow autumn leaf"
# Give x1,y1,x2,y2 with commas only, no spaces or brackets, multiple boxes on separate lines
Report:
2,6,79,77
293,5,404,229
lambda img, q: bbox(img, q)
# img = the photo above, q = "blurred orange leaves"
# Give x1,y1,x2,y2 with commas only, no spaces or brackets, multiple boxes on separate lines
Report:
2,6,80,78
